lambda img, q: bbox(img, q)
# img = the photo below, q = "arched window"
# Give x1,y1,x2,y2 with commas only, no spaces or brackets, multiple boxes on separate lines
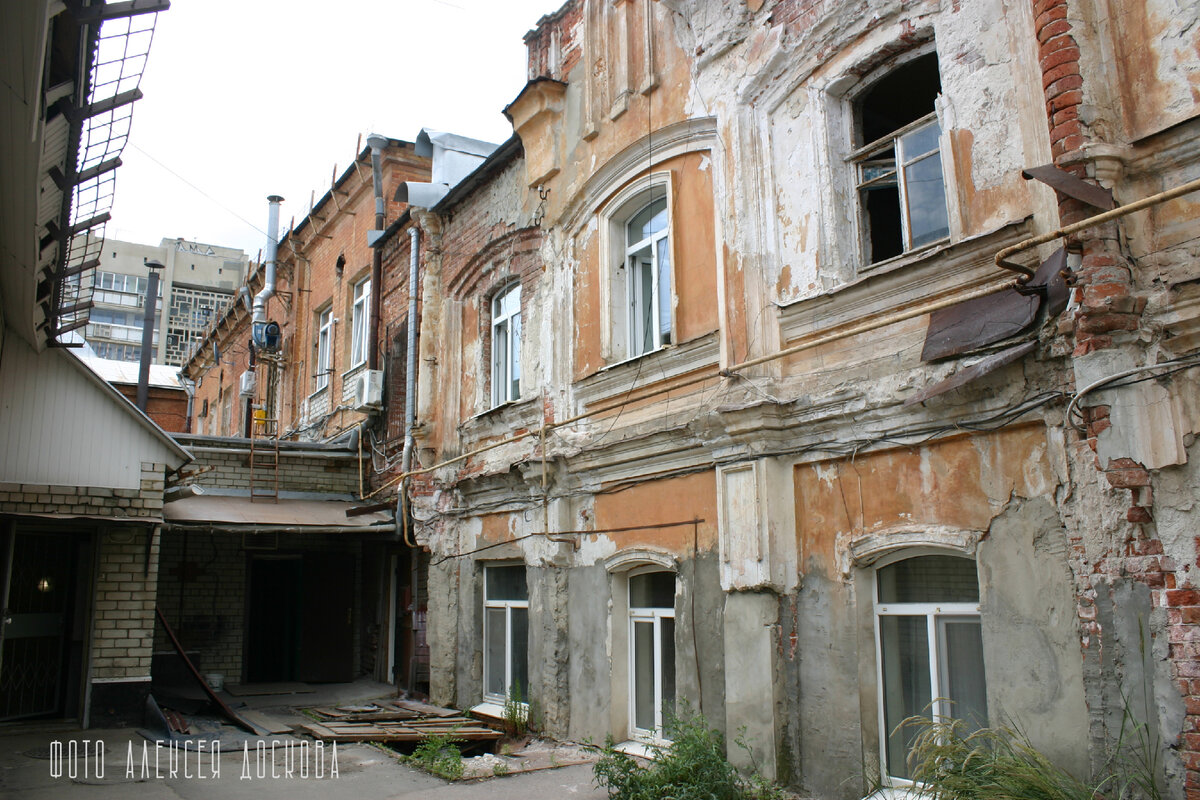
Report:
624,196,672,357
491,282,521,407
874,553,987,783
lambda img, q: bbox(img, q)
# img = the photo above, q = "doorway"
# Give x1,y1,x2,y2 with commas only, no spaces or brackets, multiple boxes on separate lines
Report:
0,528,83,720
245,556,301,682
244,551,355,683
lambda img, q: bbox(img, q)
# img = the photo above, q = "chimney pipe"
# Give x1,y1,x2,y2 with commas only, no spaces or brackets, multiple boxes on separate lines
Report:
252,195,284,331
367,134,388,371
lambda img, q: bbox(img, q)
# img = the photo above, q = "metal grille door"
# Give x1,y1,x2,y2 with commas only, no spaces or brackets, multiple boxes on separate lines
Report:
0,532,76,720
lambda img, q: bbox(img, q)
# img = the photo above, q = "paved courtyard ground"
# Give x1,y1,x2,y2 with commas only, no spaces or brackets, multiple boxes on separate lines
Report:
0,724,608,800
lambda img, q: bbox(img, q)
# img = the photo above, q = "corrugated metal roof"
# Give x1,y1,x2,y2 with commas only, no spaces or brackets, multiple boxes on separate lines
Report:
78,353,182,388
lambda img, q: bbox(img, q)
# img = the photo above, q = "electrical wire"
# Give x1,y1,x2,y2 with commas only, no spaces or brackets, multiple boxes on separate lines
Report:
1065,353,1200,430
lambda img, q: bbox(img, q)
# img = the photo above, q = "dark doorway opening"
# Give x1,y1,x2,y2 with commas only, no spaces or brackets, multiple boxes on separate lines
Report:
244,551,356,684
245,556,301,682
0,526,87,721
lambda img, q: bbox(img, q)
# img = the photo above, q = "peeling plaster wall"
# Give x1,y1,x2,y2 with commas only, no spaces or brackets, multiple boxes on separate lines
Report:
406,0,1200,794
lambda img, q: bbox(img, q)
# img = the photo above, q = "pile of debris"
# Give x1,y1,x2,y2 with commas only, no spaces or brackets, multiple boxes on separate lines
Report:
296,698,502,744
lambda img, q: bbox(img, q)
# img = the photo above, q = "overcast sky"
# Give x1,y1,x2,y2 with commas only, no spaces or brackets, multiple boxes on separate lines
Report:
107,0,562,259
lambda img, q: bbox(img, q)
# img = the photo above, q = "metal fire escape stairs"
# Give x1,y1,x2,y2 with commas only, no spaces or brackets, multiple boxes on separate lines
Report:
248,397,279,503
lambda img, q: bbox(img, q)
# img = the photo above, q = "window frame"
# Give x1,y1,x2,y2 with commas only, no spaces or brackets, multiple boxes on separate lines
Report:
627,567,676,743
482,564,530,707
349,277,371,369
871,551,986,786
599,172,677,365
624,196,672,359
490,281,522,408
844,47,950,268
315,306,333,391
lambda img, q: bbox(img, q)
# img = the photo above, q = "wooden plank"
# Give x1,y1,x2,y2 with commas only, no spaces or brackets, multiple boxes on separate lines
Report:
238,709,294,735
299,718,503,743
394,699,461,717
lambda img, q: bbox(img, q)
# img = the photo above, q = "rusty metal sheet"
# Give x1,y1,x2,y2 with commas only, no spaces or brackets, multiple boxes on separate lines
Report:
922,288,1038,361
904,341,1037,406
1021,164,1116,210
922,248,1067,361
1041,246,1070,317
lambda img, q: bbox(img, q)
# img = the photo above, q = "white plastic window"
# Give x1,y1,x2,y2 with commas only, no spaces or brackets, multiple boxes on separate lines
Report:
628,570,676,741
490,283,521,407
483,565,529,705
873,554,987,783
624,197,672,358
315,308,333,390
350,277,371,368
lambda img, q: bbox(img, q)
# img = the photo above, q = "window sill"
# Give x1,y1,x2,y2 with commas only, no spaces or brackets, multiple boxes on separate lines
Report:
613,739,664,760
858,236,950,276
307,385,330,402
777,217,1034,345
863,784,932,800
599,344,675,374
460,395,538,431
470,701,507,721
341,362,368,381
575,331,719,408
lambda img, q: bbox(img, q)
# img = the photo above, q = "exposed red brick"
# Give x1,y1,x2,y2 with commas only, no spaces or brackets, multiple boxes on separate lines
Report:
1037,18,1073,44
1034,5,1069,33
1040,45,1080,74
1076,312,1140,334
1127,506,1153,524
1169,590,1200,607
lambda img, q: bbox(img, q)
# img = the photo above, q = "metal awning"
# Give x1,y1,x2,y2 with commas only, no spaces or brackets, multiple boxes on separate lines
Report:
163,495,392,532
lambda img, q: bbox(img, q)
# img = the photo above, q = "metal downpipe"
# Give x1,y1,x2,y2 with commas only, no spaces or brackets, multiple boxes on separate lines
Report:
398,226,420,547
367,134,388,370
252,196,284,327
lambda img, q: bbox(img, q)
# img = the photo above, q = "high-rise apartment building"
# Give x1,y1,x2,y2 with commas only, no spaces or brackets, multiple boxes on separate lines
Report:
82,235,248,365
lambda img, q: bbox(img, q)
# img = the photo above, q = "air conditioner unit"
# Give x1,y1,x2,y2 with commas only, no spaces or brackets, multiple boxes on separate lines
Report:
352,369,384,411
238,370,256,397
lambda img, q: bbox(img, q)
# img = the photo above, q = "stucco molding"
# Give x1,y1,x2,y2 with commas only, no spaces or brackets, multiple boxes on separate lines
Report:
562,117,718,233
777,217,1033,345
574,331,719,407
604,547,677,573
847,525,984,570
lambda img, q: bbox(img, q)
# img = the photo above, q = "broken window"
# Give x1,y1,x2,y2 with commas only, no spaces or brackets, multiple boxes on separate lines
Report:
852,51,949,264
483,564,529,705
874,554,987,783
629,569,675,741
490,282,521,407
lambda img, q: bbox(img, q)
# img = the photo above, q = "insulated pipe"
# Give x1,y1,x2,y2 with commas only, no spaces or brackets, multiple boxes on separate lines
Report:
996,175,1200,280
367,134,388,371
252,195,284,327
400,226,420,476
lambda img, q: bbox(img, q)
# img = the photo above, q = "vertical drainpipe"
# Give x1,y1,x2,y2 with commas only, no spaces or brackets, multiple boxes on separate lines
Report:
367,135,388,372
398,226,420,545
401,227,420,474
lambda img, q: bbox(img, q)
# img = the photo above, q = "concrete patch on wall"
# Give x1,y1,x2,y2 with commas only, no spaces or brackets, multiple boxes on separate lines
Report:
977,495,1090,778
